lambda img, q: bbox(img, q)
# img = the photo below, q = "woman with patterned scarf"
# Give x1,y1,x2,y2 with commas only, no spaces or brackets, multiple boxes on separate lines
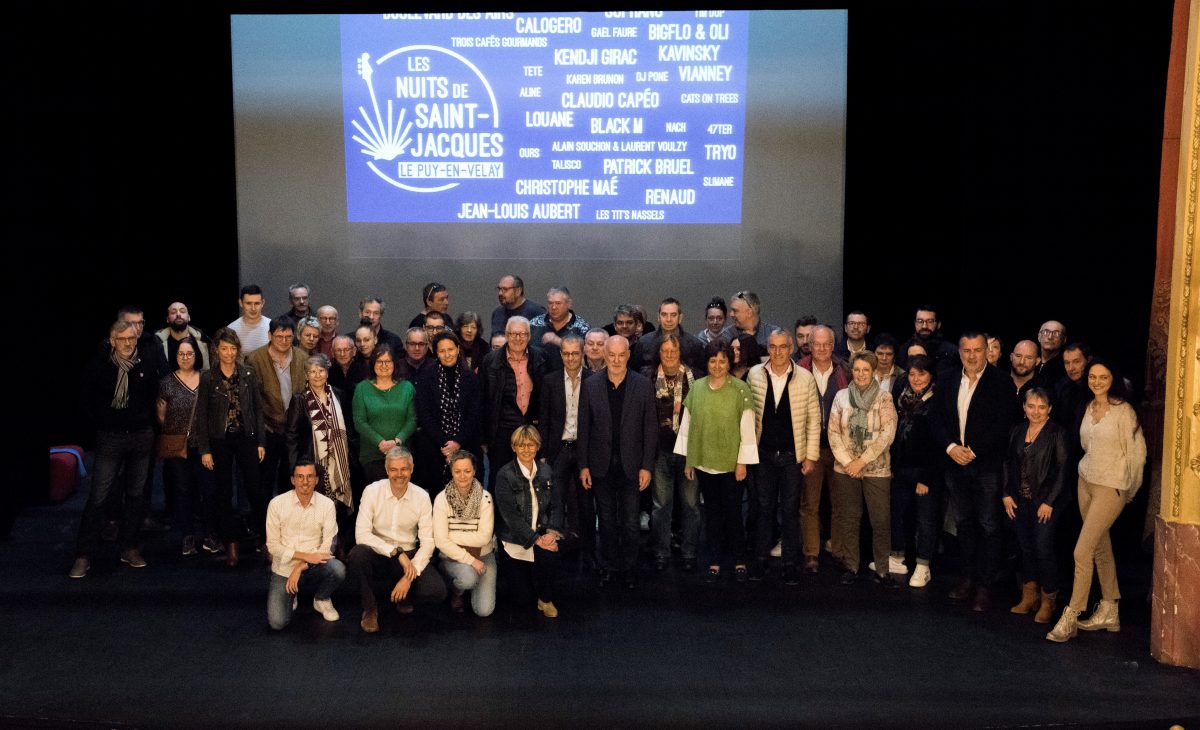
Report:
640,333,699,572
286,354,355,553
415,331,482,497
433,451,495,616
828,351,898,585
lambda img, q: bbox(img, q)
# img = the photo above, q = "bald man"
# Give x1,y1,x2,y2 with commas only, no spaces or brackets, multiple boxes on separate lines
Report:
577,335,658,588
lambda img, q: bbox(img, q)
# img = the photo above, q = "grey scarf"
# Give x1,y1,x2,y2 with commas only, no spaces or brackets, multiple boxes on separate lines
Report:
110,350,138,409
848,379,880,450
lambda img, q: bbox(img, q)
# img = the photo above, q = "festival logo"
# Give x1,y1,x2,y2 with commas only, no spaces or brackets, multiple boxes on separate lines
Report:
350,45,503,193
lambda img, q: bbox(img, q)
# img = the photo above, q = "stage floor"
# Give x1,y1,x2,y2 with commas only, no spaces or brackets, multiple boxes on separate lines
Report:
3,480,1198,730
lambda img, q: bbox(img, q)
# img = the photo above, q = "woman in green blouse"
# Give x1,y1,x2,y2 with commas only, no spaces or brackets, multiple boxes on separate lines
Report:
674,339,759,583
353,344,416,483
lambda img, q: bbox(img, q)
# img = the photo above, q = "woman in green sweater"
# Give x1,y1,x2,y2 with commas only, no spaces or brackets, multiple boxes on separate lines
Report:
674,339,759,582
353,345,416,483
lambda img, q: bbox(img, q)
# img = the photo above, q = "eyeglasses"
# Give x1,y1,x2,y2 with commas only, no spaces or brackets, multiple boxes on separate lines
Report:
375,359,394,366
497,286,515,292
405,341,427,348
1039,329,1064,337
178,352,196,359
114,336,138,344
914,318,937,326
505,331,530,339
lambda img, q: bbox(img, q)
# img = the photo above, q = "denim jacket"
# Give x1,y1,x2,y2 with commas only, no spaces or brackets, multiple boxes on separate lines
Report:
494,459,559,548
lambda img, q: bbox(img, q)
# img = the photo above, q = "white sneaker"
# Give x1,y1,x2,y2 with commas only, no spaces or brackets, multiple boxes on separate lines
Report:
908,564,931,588
888,555,909,575
769,541,783,558
867,561,876,572
313,597,340,622
639,512,650,532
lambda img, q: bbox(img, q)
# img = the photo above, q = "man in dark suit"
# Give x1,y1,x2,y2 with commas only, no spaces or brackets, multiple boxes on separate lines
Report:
931,331,1018,612
578,335,658,588
539,334,595,564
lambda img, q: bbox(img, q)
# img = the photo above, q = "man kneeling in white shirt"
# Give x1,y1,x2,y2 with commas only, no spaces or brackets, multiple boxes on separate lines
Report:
347,446,448,633
266,460,345,630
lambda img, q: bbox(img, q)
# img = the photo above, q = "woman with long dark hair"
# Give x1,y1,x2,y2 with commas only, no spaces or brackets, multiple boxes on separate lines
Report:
415,331,482,495
156,337,205,556
454,311,488,374
1047,358,1146,642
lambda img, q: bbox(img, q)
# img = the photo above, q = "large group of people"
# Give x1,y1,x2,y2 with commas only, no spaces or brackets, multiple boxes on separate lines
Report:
72,279,1147,643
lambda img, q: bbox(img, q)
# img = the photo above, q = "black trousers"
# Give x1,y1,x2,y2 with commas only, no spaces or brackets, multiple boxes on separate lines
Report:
698,470,746,568
551,441,595,559
498,545,559,607
347,545,447,611
592,461,640,573
207,432,264,542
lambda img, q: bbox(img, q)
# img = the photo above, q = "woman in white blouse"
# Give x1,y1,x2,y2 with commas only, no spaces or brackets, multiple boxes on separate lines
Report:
494,426,562,618
433,451,495,617
1047,358,1146,642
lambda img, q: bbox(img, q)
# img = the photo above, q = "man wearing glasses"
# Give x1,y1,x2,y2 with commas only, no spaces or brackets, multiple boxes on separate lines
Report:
70,320,160,578
402,326,433,384
490,274,546,339
481,317,550,489
901,305,958,372
835,310,872,362
247,317,308,497
1036,320,1068,385
314,306,339,359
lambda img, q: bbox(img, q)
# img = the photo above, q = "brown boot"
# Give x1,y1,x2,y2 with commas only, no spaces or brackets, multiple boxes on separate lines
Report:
1010,581,1039,614
226,541,240,567
1035,590,1057,624
360,607,379,633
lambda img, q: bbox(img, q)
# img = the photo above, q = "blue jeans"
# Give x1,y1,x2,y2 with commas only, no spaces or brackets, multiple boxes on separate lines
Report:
441,552,497,617
890,466,940,564
267,558,346,630
945,463,1002,585
652,451,700,561
1011,496,1060,593
754,450,801,564
76,428,154,556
